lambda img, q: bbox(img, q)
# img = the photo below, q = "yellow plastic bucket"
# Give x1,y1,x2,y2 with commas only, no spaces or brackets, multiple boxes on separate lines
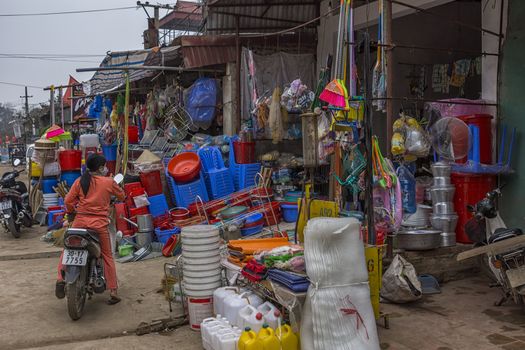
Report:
365,245,384,319
30,162,42,178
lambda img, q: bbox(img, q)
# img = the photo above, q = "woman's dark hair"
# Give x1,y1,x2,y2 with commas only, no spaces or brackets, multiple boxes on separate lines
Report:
80,154,106,196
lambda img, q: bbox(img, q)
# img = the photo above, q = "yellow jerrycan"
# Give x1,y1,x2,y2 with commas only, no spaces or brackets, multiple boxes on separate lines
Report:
276,324,299,350
238,327,263,350
257,324,280,350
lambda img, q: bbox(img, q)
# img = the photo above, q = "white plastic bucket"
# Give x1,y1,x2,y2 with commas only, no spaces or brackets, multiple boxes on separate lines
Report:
183,250,221,259
184,268,222,278
182,242,221,252
181,236,221,245
184,275,222,285
188,296,214,331
183,255,221,265
183,261,221,272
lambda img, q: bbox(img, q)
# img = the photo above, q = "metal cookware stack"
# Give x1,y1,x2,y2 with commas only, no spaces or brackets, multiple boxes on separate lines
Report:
430,162,458,247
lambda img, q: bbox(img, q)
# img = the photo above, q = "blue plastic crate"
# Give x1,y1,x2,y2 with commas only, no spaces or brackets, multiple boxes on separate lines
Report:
148,194,169,218
171,177,209,208
229,137,262,191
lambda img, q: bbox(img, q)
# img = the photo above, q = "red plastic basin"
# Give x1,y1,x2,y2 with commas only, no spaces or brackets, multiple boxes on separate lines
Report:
59,150,82,171
168,153,201,183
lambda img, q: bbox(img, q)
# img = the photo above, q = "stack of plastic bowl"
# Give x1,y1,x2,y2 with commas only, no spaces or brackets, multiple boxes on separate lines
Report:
181,225,222,331
430,162,458,247
42,193,59,209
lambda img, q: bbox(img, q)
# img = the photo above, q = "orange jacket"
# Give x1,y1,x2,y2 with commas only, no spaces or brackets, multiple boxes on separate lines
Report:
65,175,126,219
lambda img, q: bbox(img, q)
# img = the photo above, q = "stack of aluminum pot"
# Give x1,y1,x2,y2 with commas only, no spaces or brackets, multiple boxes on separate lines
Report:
430,162,458,247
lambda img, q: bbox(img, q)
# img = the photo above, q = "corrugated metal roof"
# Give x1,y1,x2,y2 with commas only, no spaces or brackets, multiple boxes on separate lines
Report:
89,46,182,94
159,1,203,32
180,36,236,68
204,0,318,34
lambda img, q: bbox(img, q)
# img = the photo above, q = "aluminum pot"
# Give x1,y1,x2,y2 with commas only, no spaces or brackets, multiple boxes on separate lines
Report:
136,214,154,232
433,176,451,186
430,186,456,203
433,202,455,214
431,214,458,233
440,232,456,247
396,229,442,251
135,230,153,248
431,162,451,178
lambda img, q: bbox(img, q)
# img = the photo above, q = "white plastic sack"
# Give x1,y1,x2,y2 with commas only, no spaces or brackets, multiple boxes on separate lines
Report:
380,254,422,303
301,217,380,350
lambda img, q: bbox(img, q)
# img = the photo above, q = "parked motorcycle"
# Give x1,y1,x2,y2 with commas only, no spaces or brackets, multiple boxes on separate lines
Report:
61,174,124,321
465,186,525,307
0,159,32,238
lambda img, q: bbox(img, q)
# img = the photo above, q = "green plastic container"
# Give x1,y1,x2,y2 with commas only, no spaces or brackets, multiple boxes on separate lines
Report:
118,244,134,257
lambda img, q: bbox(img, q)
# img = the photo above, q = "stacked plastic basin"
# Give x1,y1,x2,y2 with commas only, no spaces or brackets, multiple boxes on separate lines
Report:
181,225,221,330
59,150,82,187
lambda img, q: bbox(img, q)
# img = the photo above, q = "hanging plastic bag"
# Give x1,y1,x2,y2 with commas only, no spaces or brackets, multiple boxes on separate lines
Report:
381,254,422,303
185,78,218,130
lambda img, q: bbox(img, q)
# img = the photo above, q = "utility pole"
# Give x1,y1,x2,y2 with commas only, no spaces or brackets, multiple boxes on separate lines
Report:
137,1,175,47
20,86,33,139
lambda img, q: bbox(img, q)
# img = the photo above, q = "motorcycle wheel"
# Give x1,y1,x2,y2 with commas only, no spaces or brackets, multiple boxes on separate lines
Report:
22,211,32,228
7,211,20,238
66,266,87,321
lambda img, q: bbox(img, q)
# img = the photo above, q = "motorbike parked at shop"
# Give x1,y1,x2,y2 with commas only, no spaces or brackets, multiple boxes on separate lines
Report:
465,186,525,307
0,159,32,238
61,174,124,321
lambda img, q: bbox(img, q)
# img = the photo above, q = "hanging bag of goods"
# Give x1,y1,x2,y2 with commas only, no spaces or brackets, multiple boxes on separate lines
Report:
372,136,402,232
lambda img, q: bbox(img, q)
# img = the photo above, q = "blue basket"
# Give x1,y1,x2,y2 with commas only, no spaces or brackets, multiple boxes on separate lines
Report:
241,224,264,237
41,178,58,194
281,203,299,223
47,210,64,226
60,171,81,187
155,227,180,244
101,144,118,161
148,194,169,218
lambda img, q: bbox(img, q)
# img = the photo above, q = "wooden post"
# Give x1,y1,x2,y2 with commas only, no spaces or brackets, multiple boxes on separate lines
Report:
385,0,393,155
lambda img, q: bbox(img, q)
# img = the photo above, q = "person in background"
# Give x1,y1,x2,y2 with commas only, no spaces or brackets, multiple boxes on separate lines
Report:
55,154,125,305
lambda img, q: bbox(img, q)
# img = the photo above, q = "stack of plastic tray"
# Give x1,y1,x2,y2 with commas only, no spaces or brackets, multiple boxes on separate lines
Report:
229,138,261,191
198,146,234,199
148,193,169,218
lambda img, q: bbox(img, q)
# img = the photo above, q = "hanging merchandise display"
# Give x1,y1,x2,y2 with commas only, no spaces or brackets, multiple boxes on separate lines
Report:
372,0,386,112
391,114,431,161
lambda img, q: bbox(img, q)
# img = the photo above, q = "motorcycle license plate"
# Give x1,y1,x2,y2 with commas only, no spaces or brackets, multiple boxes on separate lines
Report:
62,249,88,266
0,201,12,210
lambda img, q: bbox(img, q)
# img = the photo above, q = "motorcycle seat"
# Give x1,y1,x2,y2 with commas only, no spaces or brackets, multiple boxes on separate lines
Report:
65,228,100,243
489,228,523,244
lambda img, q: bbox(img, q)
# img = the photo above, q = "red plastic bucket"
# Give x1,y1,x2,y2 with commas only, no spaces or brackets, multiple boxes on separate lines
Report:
140,170,163,196
457,114,493,164
128,126,139,144
451,173,497,243
59,150,82,171
233,141,256,164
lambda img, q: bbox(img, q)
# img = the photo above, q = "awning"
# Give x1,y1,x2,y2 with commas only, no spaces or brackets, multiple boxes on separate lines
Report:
88,46,181,94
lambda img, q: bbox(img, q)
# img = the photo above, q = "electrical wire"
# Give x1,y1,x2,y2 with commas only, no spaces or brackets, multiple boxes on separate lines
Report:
0,53,105,57
0,55,99,63
0,6,137,17
0,81,44,89
0,55,100,63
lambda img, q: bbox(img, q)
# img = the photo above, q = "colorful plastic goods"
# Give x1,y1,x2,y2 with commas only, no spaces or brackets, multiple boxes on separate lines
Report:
59,150,82,171
139,170,163,196
168,152,201,183
233,141,256,164
257,325,280,350
275,325,299,350
238,328,263,350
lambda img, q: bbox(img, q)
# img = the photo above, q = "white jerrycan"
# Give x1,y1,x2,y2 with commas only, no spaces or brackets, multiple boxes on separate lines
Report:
238,304,265,333
257,302,282,329
223,291,252,326
213,287,239,316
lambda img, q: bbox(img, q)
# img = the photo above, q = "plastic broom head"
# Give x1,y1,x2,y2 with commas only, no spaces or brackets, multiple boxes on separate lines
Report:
319,79,347,107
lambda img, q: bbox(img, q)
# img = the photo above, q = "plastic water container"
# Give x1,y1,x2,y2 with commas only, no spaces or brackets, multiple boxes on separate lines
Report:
397,164,417,214
238,305,265,333
238,327,263,350
276,324,299,350
201,316,229,349
79,134,100,148
223,292,251,326
257,302,282,330
257,325,280,350
213,287,239,316
217,332,240,350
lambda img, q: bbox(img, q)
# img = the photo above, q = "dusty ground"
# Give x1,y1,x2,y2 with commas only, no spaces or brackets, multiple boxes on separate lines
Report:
0,164,523,350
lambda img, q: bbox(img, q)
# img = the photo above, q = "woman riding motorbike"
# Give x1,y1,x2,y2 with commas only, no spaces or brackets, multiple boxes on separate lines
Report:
55,154,126,305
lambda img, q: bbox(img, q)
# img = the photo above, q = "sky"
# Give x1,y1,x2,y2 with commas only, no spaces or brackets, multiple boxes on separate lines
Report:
0,0,157,109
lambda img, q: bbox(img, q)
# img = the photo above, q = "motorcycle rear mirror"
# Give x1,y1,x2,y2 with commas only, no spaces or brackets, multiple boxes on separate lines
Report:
113,173,124,185
13,159,21,167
